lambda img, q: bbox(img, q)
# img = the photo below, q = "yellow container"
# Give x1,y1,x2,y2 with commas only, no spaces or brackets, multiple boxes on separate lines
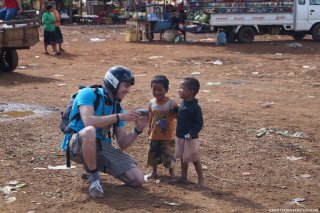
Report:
125,30,142,42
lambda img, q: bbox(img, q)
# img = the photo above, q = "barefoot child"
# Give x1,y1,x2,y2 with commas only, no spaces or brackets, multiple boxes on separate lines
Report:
175,77,204,187
147,75,178,179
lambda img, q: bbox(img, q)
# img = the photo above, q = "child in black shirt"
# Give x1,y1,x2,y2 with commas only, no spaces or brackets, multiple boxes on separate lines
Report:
174,77,204,187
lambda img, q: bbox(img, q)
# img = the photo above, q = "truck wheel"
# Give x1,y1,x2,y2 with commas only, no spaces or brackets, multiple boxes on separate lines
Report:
237,27,255,44
292,32,305,40
311,24,320,42
146,33,154,41
0,49,19,72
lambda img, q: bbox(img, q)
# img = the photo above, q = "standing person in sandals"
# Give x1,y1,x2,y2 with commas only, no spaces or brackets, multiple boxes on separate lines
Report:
50,1,64,52
0,0,23,21
42,4,60,55
147,75,178,179
61,66,149,198
174,77,204,187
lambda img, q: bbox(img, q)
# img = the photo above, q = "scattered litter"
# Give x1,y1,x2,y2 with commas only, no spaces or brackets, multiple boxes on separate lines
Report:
48,165,76,170
275,53,282,56
52,74,64,77
223,81,244,85
144,174,149,182
261,102,275,108
286,43,302,48
302,65,310,69
286,156,303,161
242,172,251,176
164,201,181,206
202,165,208,170
89,38,105,42
57,83,66,87
287,198,305,207
207,82,221,86
272,184,287,189
17,66,27,69
256,128,307,139
135,74,147,77
307,95,315,98
191,71,201,76
213,60,223,65
299,174,311,179
156,179,161,184
252,72,259,75
5,196,16,203
33,167,46,170
202,90,211,93
35,56,40,59
0,180,27,203
149,56,163,59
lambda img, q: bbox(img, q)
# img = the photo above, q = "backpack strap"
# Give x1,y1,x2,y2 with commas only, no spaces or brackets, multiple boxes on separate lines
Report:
66,86,102,168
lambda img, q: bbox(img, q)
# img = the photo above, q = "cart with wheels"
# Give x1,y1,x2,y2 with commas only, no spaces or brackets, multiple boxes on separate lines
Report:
145,4,175,41
0,17,39,72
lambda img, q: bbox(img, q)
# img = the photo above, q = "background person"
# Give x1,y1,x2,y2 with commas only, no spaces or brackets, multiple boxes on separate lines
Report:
51,1,64,52
42,4,60,55
0,0,23,21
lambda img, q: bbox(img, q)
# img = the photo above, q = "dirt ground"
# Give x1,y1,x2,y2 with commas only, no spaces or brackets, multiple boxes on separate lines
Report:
0,24,319,213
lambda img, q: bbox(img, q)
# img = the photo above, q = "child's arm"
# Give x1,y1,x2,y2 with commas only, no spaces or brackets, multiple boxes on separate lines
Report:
188,105,203,139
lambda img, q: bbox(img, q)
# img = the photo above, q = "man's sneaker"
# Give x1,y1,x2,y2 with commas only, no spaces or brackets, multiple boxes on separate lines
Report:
89,179,104,198
81,171,91,182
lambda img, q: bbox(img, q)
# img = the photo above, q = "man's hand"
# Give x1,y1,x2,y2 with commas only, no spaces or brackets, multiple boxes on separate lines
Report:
17,9,23,15
135,115,149,131
119,110,141,121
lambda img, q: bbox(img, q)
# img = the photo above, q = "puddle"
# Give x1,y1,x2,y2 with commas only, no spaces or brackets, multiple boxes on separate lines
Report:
0,103,54,121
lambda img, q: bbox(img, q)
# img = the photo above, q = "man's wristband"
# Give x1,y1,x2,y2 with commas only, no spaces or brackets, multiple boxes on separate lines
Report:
116,113,120,123
133,127,143,135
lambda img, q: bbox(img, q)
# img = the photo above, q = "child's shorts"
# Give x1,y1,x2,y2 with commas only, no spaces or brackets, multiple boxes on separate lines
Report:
147,140,175,169
174,138,200,163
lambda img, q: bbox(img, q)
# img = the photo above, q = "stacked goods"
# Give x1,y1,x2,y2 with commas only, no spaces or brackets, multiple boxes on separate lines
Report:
187,11,210,24
188,0,294,14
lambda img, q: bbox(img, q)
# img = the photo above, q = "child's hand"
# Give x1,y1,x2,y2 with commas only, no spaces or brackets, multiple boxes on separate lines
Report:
184,134,192,140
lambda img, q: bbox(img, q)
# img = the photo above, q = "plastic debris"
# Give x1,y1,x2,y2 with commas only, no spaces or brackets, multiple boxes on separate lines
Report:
261,102,275,108
48,165,76,170
57,83,66,87
242,172,251,176
89,38,105,42
164,201,181,206
287,198,305,207
286,43,302,48
252,72,259,75
286,156,303,161
149,56,163,59
207,82,221,86
5,196,16,203
33,167,47,170
275,53,283,56
156,179,161,184
18,66,27,69
191,71,201,76
300,174,311,179
134,74,147,77
213,60,223,65
202,90,211,93
256,128,307,139
302,65,310,69
52,74,64,77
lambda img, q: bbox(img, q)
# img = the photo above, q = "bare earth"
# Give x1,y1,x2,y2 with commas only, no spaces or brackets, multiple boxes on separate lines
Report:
0,24,319,213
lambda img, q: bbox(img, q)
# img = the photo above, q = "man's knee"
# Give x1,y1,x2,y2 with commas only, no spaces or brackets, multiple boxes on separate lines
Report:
127,168,145,187
80,126,96,144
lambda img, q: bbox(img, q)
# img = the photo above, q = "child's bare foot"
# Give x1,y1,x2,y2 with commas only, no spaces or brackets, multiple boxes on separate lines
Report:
171,176,188,183
195,178,204,188
149,171,158,179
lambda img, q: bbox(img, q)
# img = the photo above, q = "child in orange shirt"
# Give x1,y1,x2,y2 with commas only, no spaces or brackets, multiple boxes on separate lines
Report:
147,75,178,179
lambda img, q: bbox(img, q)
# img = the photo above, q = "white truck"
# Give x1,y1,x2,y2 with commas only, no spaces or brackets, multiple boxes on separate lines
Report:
186,0,320,43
